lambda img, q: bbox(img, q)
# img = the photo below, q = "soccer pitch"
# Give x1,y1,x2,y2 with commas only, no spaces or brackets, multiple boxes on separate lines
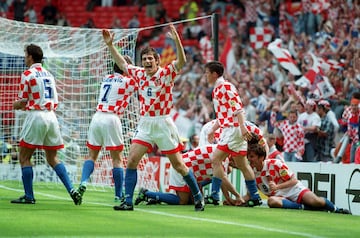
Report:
0,180,358,238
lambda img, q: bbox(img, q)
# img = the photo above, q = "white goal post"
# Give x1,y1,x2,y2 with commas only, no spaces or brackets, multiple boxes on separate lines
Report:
0,17,147,191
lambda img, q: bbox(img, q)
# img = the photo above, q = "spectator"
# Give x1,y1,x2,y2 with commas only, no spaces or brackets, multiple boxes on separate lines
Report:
110,17,123,29
274,110,305,162
297,99,321,162
265,133,284,161
154,2,167,24
209,0,228,17
41,0,58,25
179,0,199,22
86,0,100,11
127,14,140,28
101,0,113,7
188,133,199,151
24,5,37,24
242,93,257,123
56,12,70,26
145,0,158,18
12,0,26,22
250,85,268,115
257,99,286,134
81,18,96,28
0,0,8,13
316,100,335,162
344,96,360,163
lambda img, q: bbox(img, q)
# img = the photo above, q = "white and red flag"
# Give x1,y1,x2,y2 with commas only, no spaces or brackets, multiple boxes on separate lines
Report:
220,33,236,74
311,0,330,15
295,53,335,99
249,27,273,49
267,39,301,75
318,57,344,72
199,35,213,63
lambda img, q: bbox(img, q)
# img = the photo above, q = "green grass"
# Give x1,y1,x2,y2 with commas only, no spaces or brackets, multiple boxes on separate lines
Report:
0,180,359,238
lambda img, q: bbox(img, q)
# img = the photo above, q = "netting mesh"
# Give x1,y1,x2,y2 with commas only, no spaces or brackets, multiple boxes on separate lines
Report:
0,17,148,190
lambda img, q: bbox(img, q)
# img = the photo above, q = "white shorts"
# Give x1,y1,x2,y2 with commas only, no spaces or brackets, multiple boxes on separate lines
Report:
168,167,190,192
19,110,63,149
87,111,124,151
217,126,247,156
275,181,310,203
133,116,181,154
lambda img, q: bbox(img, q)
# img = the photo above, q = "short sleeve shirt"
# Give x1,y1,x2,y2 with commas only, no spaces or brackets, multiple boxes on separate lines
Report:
18,63,58,111
127,62,177,116
96,73,138,115
212,77,243,127
255,159,294,196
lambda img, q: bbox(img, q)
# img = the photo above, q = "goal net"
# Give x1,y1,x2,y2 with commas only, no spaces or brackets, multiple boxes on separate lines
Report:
0,17,148,191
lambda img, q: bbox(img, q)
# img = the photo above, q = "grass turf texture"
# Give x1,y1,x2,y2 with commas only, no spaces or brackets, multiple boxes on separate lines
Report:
0,180,359,238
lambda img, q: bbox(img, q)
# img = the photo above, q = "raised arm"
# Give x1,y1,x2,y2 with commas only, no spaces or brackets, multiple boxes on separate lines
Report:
168,24,186,71
102,29,128,73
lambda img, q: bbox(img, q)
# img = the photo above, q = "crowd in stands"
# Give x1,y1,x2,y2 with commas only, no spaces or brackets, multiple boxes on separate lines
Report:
1,0,360,164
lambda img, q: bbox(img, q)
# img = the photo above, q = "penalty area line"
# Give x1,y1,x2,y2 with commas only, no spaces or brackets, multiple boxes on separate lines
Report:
1,185,323,238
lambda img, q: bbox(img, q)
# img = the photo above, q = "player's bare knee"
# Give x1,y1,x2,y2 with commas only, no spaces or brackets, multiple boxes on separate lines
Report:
268,197,282,208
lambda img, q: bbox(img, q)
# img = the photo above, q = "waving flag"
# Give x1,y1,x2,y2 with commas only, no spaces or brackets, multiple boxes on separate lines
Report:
311,0,330,15
199,35,213,63
295,53,335,99
160,45,176,67
268,39,301,75
318,57,344,72
249,27,273,49
219,36,236,74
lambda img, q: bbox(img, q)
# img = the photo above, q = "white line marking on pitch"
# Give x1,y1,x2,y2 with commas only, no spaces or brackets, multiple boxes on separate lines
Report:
0,185,324,238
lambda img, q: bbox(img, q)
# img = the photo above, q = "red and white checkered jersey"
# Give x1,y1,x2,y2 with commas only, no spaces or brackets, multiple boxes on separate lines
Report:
182,144,229,183
18,63,58,111
183,145,215,183
169,144,230,192
127,62,177,117
245,120,263,140
347,112,359,143
341,106,351,122
255,159,294,196
301,0,312,13
212,77,243,127
277,120,305,154
96,73,138,115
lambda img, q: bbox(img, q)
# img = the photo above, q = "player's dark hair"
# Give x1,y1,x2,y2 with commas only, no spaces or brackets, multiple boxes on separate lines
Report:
204,61,224,76
113,55,133,74
248,132,260,145
140,46,159,62
25,44,43,63
248,143,267,158
113,63,122,74
352,92,360,100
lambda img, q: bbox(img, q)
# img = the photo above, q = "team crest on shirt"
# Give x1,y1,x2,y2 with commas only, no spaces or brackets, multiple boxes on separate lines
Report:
229,100,236,107
154,78,161,86
279,169,288,177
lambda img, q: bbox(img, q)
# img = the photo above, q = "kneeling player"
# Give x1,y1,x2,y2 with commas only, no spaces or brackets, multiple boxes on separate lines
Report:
237,143,351,214
135,144,244,206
